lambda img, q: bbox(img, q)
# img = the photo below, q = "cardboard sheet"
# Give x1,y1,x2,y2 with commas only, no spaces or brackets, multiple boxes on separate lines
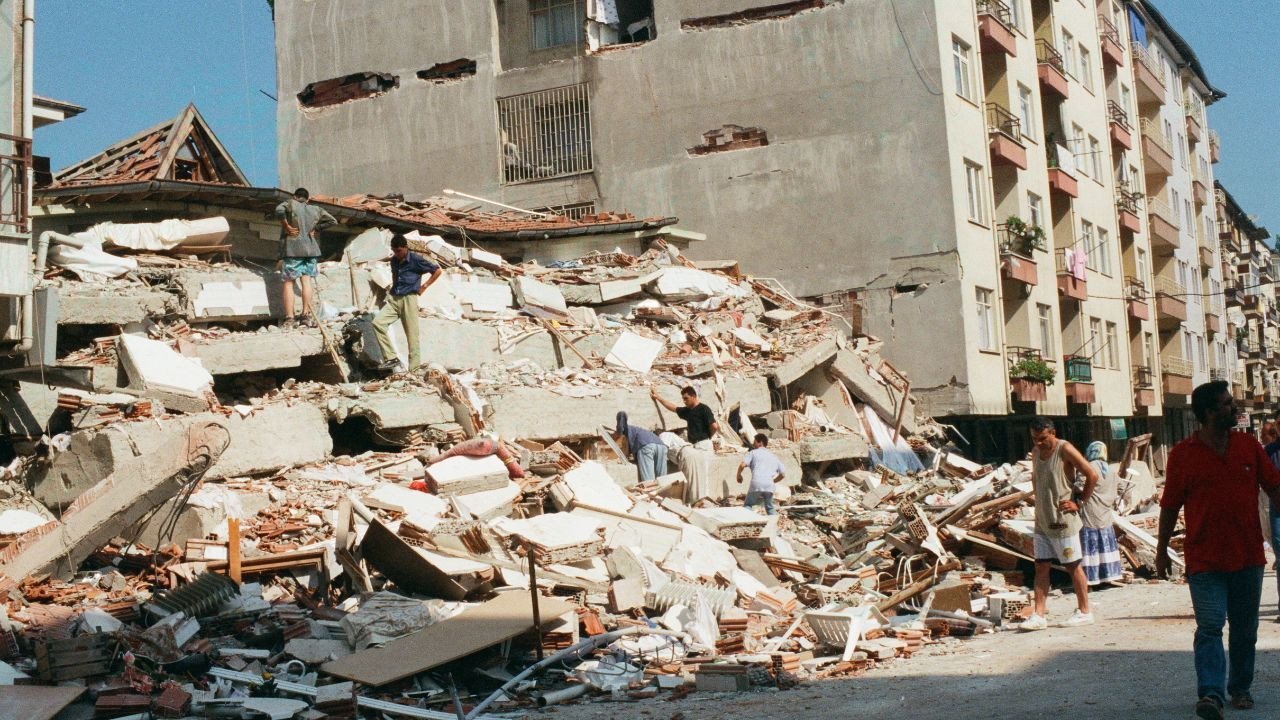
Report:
0,685,85,720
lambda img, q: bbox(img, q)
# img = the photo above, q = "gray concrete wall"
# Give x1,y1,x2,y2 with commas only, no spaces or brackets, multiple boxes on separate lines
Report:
273,0,958,300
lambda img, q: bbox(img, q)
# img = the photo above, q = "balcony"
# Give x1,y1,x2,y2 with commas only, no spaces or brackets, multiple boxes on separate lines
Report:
1140,117,1175,177
1064,355,1096,404
1192,176,1209,207
977,0,1018,57
0,133,30,234
1108,101,1133,150
1162,356,1194,397
986,103,1027,169
1186,111,1203,144
1209,129,1221,163
1125,277,1150,321
1056,250,1087,302
1199,243,1215,269
1154,274,1188,327
1234,371,1246,401
1133,365,1156,407
1008,346,1051,402
1036,39,1070,99
1206,311,1222,335
1147,198,1181,250
1117,189,1143,234
1098,16,1125,67
998,223,1041,286
1046,145,1079,198
1132,42,1166,105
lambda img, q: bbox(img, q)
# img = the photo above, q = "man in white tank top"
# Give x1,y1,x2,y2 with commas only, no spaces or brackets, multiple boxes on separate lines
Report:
1020,416,1099,631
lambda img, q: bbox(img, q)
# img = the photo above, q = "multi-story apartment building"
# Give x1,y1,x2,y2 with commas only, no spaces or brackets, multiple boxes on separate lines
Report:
0,1,35,370
1218,181,1276,429
273,0,1230,461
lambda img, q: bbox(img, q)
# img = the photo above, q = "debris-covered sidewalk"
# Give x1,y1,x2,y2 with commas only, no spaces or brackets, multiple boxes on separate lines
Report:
0,211,1183,720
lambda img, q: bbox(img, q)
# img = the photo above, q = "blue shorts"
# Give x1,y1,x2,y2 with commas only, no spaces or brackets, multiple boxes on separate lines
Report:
282,257,318,280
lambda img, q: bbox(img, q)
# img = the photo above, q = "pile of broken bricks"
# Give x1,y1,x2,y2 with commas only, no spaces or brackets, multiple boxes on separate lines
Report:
0,223,1185,719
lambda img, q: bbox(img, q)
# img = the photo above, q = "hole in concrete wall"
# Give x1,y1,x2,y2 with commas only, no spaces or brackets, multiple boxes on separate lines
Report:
681,0,835,30
591,0,656,48
687,125,769,156
297,72,399,109
416,59,478,84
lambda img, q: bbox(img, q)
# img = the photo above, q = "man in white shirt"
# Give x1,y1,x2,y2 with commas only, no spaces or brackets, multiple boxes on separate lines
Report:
737,434,785,516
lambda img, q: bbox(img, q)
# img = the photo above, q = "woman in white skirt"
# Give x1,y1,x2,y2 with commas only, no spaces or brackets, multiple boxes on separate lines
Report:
1079,441,1124,585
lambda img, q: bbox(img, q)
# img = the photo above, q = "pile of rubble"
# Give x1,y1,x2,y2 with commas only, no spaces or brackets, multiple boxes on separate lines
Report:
0,219,1179,719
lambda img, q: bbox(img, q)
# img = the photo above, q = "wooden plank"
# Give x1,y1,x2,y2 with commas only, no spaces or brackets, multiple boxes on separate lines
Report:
321,591,575,686
227,518,241,584
0,685,85,720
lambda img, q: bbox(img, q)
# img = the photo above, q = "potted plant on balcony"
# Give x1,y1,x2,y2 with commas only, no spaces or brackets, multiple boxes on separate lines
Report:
1003,215,1048,256
1009,354,1055,402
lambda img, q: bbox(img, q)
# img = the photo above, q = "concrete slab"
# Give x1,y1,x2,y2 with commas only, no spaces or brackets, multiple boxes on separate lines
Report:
796,433,869,462
483,376,770,440
336,388,455,429
770,336,839,387
828,348,918,435
57,288,171,325
31,402,332,509
178,329,326,375
0,381,60,438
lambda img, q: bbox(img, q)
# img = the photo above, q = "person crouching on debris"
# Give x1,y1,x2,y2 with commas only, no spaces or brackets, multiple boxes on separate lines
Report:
738,433,785,516
275,187,335,328
371,235,442,373
1078,441,1123,587
1158,380,1280,718
651,385,718,450
614,411,667,483
1019,416,1098,631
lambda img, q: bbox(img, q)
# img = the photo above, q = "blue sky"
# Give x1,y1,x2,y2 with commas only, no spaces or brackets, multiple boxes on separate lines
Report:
35,0,279,186
32,2,1278,233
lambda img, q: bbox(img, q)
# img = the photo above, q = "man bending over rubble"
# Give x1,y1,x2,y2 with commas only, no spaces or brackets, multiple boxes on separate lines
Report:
372,235,442,372
275,187,336,328
738,434,784,515
1020,416,1098,632
651,385,718,449
1158,380,1280,719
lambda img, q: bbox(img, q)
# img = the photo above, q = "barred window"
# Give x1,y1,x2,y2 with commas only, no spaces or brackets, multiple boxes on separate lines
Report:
498,84,593,185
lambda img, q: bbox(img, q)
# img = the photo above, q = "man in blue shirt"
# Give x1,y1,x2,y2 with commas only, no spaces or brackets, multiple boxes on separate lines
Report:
738,434,785,515
372,235,441,372
614,411,667,483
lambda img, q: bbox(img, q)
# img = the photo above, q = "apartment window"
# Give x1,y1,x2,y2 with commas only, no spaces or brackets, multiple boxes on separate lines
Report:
1182,328,1191,362
1164,119,1174,146
964,160,988,225
1184,199,1194,230
1082,220,1096,270
1178,132,1188,167
1097,227,1112,276
1121,86,1134,120
1090,317,1104,367
1079,46,1093,91
953,37,975,102
1017,84,1036,140
1061,30,1076,78
1144,331,1155,367
531,0,581,49
1128,165,1140,193
1038,304,1054,359
498,83,593,184
1008,0,1023,31
1136,247,1148,284
1105,322,1120,369
1088,135,1103,179
1197,335,1207,372
1027,192,1043,229
1072,123,1086,175
976,287,997,351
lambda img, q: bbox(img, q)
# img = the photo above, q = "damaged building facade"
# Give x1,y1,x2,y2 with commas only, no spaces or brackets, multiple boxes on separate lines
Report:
273,0,1235,463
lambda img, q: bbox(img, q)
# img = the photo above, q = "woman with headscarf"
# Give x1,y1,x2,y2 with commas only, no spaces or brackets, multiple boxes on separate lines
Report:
1079,440,1123,586
614,411,667,483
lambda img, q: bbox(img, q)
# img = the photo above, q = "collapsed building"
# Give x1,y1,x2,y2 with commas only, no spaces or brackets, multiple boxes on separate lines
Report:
0,108,1182,719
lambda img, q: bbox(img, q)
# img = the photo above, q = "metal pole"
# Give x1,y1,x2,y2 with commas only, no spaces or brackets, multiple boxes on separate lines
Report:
527,542,543,661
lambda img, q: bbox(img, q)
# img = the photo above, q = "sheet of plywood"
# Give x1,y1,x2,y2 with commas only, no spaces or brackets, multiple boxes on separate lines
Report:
321,591,575,686
0,685,85,720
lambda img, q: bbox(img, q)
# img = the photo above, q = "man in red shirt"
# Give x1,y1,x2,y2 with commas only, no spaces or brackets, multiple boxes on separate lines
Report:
1158,380,1280,719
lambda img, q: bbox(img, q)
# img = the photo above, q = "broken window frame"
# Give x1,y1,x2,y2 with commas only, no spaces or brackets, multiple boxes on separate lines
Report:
498,83,594,185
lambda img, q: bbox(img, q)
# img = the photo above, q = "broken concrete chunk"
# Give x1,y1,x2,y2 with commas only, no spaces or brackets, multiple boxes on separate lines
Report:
117,334,214,409
604,331,664,374
561,461,634,513
426,454,509,496
511,275,568,317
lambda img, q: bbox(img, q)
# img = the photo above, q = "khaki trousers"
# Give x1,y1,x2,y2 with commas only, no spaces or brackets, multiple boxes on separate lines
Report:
372,293,420,369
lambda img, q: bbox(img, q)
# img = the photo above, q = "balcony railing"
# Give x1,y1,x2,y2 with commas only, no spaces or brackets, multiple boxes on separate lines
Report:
1163,355,1194,377
1149,197,1180,228
1154,274,1185,298
1125,276,1148,300
1097,14,1122,46
1064,355,1093,383
1107,100,1131,130
1139,117,1171,154
1133,365,1154,388
1036,38,1066,74
1117,188,1142,214
0,133,31,234
1131,42,1163,82
976,0,1013,28
1210,367,1232,382
986,103,1022,141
